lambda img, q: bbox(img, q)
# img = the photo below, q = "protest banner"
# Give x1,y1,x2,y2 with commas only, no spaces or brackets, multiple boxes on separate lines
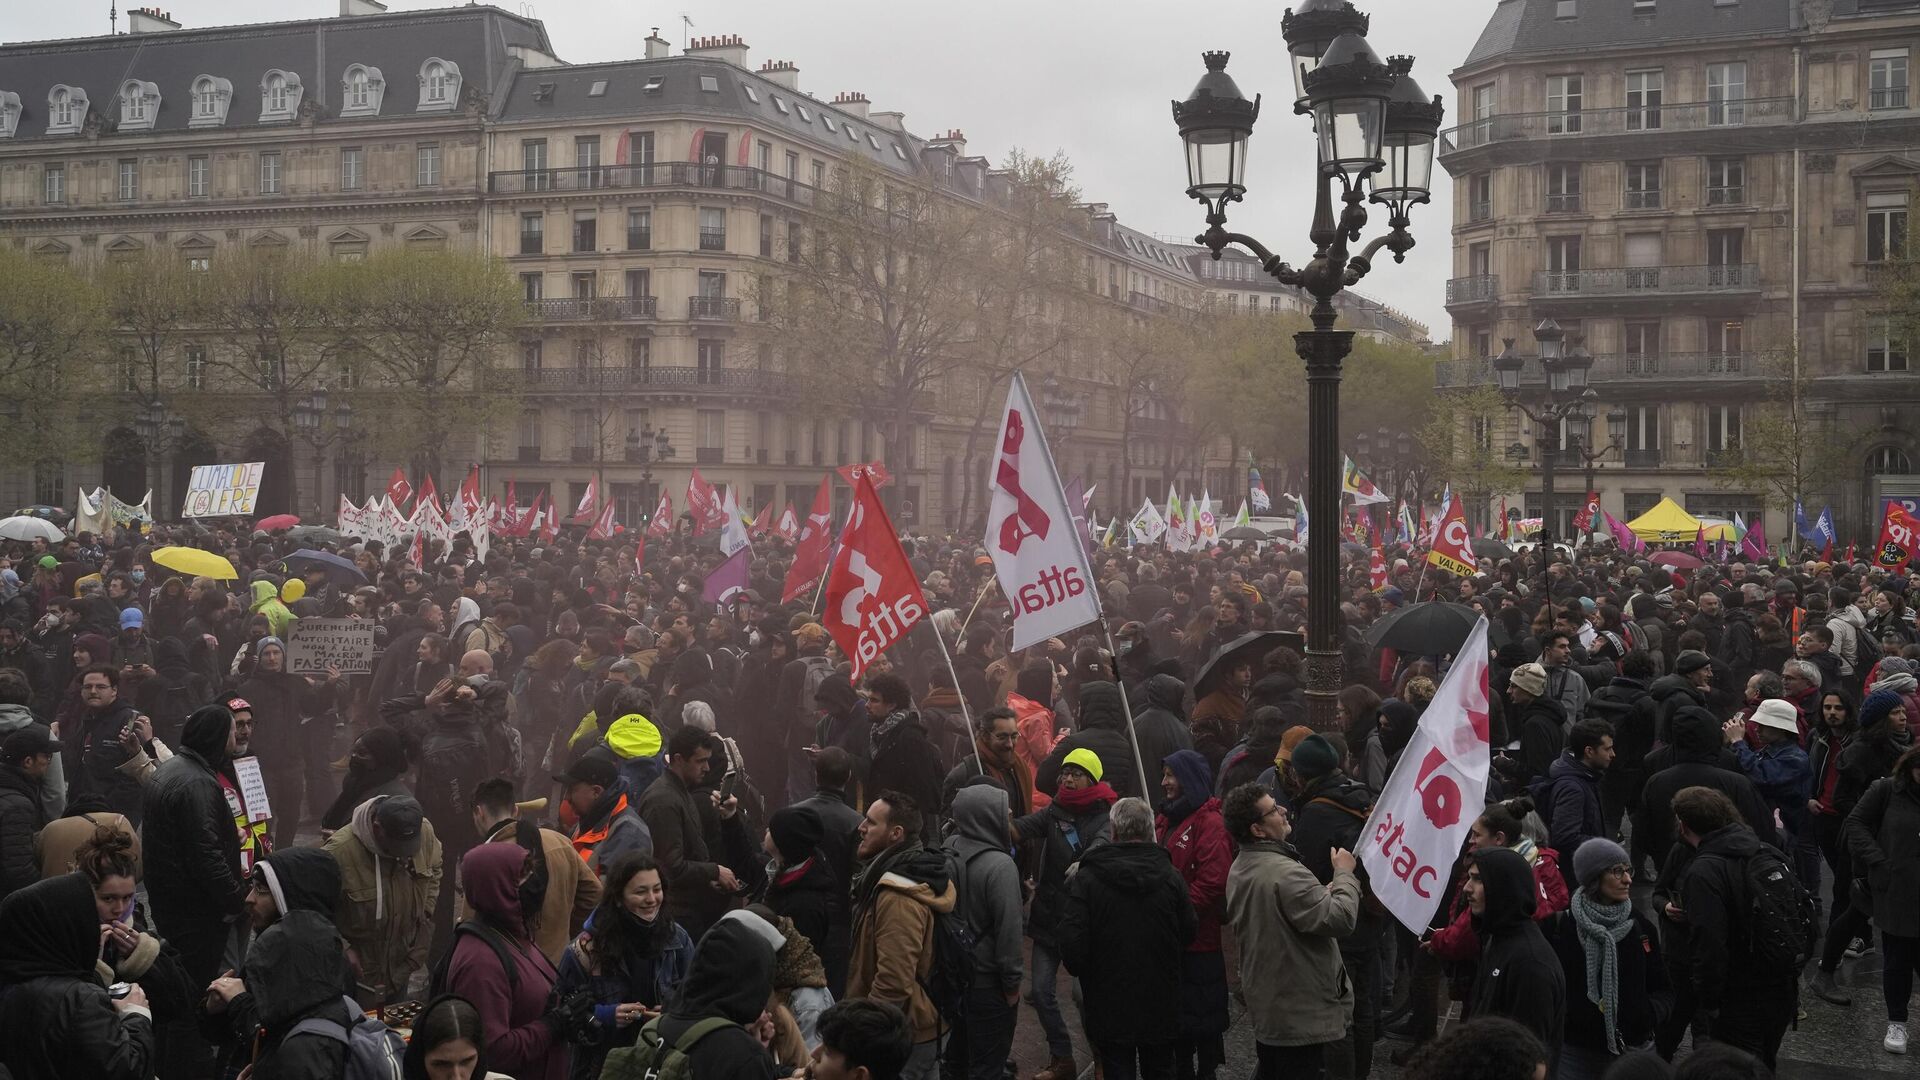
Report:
286,618,376,674
232,756,273,823
181,463,266,518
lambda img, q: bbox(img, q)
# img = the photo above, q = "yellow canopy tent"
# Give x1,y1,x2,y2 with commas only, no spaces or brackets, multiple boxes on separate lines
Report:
1626,497,1703,543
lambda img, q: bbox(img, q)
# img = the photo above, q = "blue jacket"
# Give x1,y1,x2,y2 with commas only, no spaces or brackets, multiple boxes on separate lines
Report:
553,909,694,1080
1534,753,1605,878
1734,739,1811,832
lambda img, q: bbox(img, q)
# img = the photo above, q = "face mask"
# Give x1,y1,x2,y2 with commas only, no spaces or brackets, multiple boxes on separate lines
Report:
130,570,145,585
748,629,762,647
677,584,690,594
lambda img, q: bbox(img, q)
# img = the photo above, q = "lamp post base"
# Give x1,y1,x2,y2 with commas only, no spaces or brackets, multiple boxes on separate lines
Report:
1305,648,1344,732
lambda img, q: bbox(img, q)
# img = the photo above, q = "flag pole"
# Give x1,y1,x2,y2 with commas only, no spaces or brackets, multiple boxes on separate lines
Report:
1101,616,1153,796
959,576,998,634
809,570,828,616
929,629,984,776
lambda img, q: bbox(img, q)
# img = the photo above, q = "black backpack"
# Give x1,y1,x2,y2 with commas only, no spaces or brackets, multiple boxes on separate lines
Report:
1738,846,1818,973
919,849,987,1029
428,920,520,1000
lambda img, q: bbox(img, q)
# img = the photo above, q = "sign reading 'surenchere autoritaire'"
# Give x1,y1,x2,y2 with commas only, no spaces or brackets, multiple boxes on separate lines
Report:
286,618,376,675
181,462,265,519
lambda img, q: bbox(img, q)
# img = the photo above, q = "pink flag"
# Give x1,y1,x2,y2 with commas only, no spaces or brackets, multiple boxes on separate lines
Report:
1693,525,1708,559
1604,510,1644,554
1740,516,1769,562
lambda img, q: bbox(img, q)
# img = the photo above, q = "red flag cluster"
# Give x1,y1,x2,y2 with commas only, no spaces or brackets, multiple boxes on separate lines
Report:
823,474,926,682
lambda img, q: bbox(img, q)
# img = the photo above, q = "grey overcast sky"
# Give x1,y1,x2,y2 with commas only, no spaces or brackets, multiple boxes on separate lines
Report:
8,0,1486,341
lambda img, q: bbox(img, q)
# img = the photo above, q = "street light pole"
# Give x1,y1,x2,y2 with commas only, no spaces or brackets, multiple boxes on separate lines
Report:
1173,18,1441,731
1491,319,1596,604
1576,408,1626,546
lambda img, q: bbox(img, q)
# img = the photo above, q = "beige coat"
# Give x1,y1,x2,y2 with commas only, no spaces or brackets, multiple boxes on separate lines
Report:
1225,840,1361,1047
35,811,141,880
463,819,602,965
324,814,442,1004
847,871,957,1045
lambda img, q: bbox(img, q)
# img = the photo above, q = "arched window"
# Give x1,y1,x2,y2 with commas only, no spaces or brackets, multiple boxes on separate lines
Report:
266,73,288,113
51,87,71,126
118,79,160,131
348,69,369,108
1869,445,1914,475
189,76,231,128
415,58,461,112
46,84,89,135
194,78,217,116
339,65,385,117
423,62,448,103
258,70,303,123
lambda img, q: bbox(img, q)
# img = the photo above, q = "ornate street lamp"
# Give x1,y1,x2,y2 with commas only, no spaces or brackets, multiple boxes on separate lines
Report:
1172,18,1440,731
1495,323,1600,596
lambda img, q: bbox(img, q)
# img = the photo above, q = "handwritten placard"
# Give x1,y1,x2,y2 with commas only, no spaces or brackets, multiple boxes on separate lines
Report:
287,618,375,675
232,756,272,823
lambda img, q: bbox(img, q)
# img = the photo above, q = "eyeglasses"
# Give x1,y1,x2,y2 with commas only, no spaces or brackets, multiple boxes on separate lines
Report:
1261,804,1291,824
1604,864,1633,879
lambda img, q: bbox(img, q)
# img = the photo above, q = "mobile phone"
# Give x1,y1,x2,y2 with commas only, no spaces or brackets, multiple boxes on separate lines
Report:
719,768,738,802
108,982,131,999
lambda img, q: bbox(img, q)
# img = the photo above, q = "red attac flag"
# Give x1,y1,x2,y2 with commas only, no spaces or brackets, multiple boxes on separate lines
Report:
386,468,414,511
415,474,439,515
837,462,893,489
1875,504,1918,572
573,476,601,522
781,474,835,604
776,502,800,542
1571,491,1600,533
687,469,727,535
750,499,775,537
822,474,927,682
408,529,425,569
647,490,674,537
458,465,483,523
586,501,617,541
501,481,518,528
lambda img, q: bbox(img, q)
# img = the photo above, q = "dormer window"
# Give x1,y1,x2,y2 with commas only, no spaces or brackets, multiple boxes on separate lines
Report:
46,84,90,135
118,80,161,131
259,69,304,123
0,92,19,139
339,64,385,117
418,57,462,112
188,75,232,128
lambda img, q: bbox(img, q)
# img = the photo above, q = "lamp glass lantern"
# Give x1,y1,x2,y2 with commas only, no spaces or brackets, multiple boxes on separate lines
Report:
1372,68,1443,218
1563,341,1594,391
1491,339,1524,392
1282,0,1370,104
1302,33,1395,186
1607,407,1629,445
1173,52,1260,214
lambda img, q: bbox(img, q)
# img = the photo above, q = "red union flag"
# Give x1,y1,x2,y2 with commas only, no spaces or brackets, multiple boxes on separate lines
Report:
647,490,674,537
776,502,800,542
687,469,728,535
985,372,1101,651
1359,617,1492,933
386,467,414,511
1876,503,1919,572
1571,491,1600,533
1369,545,1389,591
837,462,893,490
782,474,836,604
823,475,927,681
1424,494,1476,578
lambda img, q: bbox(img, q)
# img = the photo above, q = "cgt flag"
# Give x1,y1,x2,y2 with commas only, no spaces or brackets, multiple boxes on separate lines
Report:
823,473,927,681
781,473,836,604
985,372,1101,652
1571,491,1600,533
1425,494,1476,577
1359,617,1492,933
1875,502,1919,572
647,490,674,537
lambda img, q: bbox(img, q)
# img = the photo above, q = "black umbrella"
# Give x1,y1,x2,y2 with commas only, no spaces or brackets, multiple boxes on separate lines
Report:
279,548,368,586
1220,526,1269,541
1363,601,1506,656
1190,630,1306,697
1472,538,1515,560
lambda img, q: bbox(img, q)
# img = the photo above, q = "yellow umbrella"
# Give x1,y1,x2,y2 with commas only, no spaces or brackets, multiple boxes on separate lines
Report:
150,546,239,580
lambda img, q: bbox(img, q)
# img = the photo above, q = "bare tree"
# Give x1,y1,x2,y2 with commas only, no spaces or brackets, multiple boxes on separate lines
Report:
0,248,106,466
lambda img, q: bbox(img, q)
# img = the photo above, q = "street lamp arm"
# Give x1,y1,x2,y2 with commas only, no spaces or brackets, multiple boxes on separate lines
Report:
1195,216,1301,284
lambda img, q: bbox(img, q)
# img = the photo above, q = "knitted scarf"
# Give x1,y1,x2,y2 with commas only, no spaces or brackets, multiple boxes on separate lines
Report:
1569,890,1634,1053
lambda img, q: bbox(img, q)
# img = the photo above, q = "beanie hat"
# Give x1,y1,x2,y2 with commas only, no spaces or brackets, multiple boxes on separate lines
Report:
120,607,144,630
1860,688,1904,733
1509,663,1547,698
1290,734,1340,780
1674,650,1712,676
767,806,825,866
1062,747,1104,783
1571,837,1629,889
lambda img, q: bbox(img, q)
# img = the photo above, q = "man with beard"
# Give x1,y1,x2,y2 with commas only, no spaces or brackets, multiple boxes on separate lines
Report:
941,708,1033,819
847,791,956,1080
142,703,249,1074
863,675,944,844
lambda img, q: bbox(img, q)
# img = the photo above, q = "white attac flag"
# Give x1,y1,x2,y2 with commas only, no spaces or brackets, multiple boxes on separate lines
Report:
1357,617,1492,934
719,485,752,557
984,372,1102,652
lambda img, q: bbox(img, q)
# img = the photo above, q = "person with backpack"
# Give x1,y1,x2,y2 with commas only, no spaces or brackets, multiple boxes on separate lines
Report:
1666,785,1806,1070
604,912,781,1080
1159,748,1233,1080
940,781,1025,1080
1586,651,1658,846
847,790,957,1080
229,908,397,1080
1060,795,1198,1080
442,842,593,1080
1841,743,1920,1055
780,623,836,805
1014,748,1115,1080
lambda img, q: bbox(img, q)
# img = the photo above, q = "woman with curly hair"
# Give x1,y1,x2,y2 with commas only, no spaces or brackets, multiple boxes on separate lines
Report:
552,854,694,1080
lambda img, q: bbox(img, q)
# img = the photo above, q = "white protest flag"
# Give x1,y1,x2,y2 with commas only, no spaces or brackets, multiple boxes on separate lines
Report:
1358,617,1492,933
470,516,492,566
984,372,1101,652
719,485,752,557
1129,498,1167,546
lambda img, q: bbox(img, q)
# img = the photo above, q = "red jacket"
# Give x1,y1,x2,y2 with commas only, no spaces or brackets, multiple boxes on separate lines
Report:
1158,798,1232,953
1428,843,1568,963
1007,694,1057,808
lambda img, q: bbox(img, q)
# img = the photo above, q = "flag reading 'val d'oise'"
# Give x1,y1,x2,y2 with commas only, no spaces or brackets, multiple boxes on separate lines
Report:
1359,617,1492,934
985,372,1102,652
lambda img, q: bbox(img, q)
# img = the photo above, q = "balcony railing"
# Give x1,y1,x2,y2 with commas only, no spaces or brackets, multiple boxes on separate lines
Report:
1534,263,1759,297
689,296,742,321
1469,200,1491,222
1446,275,1498,304
1433,351,1759,388
490,163,822,209
1546,193,1582,213
500,366,787,393
524,296,658,321
1128,290,1173,313
1624,449,1663,468
695,447,724,464
698,227,727,251
1441,96,1794,155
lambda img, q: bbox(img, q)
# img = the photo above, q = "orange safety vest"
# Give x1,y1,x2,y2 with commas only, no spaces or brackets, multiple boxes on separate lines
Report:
570,792,629,868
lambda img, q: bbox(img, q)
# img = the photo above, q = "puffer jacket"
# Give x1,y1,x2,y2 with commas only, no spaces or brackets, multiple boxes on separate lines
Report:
1131,674,1194,811
1035,681,1144,800
1225,839,1361,1046
0,761,46,899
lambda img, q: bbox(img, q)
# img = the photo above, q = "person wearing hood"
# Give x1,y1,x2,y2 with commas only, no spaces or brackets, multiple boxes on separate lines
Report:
1159,749,1232,1080
1060,796,1198,1080
740,904,835,1065
1508,662,1570,787
1464,846,1567,1055
323,792,442,1004
0,668,62,823
1014,748,1114,1080
141,701,248,1059
60,663,145,824
860,673,945,845
584,706,667,808
1222,780,1361,1078
1639,692,1778,872
554,853,695,1080
1842,743,1920,1054
1005,662,1061,804
0,872,156,1080
639,913,781,1080
1361,697,1418,792
468,778,603,965
249,579,296,639
940,781,1024,1080
321,726,412,835
847,790,957,1080
1533,719,1616,890
445,843,580,1080
1872,656,1920,722
216,909,357,1080
1665,786,1798,1069
1131,674,1194,811
1544,839,1669,1080
638,725,745,941
1035,680,1144,802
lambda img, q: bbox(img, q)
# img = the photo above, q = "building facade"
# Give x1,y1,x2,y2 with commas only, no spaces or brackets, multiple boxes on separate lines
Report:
1439,0,1920,544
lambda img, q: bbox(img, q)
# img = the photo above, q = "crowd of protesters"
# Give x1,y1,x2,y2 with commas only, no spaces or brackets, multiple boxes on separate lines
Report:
0,511,1915,1080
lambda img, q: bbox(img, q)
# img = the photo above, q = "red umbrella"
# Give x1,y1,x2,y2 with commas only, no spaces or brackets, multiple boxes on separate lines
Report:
256,514,302,532
1651,551,1702,570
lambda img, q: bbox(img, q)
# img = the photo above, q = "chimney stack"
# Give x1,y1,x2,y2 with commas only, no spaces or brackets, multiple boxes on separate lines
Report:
929,129,968,156
869,109,906,133
684,33,749,70
644,27,670,60
338,0,387,16
759,60,801,92
126,6,180,33
833,91,870,119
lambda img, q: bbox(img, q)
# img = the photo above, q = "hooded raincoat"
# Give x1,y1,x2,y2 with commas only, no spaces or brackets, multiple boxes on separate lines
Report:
446,843,563,1080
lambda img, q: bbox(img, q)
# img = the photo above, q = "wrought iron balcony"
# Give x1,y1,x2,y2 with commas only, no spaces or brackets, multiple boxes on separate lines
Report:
1440,97,1794,156
1445,275,1498,305
489,163,822,210
524,296,658,322
503,366,786,393
1434,352,1759,389
688,296,742,321
1533,264,1759,298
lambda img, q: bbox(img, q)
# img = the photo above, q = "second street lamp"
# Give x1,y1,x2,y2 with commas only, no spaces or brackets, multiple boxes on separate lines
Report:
1172,12,1440,732
1493,319,1597,599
